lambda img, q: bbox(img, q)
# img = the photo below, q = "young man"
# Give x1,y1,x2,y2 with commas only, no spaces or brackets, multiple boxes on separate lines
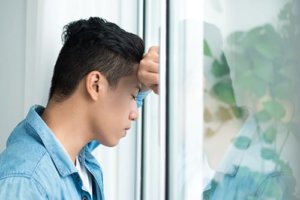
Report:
0,17,159,199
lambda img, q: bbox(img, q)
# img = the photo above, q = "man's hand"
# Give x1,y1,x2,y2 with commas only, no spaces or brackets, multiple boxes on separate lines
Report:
137,46,159,94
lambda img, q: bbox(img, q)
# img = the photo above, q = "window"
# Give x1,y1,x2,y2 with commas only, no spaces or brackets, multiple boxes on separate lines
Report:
203,0,300,199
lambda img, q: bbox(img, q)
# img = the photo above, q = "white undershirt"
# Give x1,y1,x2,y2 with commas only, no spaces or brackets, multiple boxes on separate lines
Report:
75,156,93,197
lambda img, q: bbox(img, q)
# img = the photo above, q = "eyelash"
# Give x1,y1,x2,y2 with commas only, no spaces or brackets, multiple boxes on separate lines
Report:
132,94,137,101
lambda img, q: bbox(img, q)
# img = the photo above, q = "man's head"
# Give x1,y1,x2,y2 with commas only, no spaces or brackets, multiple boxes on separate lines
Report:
49,17,144,101
48,17,145,146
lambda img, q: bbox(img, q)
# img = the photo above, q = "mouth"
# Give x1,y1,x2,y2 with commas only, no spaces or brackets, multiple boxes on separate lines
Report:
123,127,131,137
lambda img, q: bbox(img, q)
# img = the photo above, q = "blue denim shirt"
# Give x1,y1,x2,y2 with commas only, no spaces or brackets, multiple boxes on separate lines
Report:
0,90,150,199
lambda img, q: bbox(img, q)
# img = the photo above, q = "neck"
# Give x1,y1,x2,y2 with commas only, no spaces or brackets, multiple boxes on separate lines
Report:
42,97,93,163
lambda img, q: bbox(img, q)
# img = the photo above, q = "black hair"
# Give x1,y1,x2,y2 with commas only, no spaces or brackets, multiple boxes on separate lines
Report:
49,17,145,101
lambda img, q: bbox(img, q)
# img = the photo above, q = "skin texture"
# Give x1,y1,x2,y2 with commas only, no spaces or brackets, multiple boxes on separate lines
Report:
137,46,159,94
42,46,159,163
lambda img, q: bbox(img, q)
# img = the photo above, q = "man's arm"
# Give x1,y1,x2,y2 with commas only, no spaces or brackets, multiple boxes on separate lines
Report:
137,46,159,94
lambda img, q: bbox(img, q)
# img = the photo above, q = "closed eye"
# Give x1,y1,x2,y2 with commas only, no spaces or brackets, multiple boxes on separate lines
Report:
131,94,137,101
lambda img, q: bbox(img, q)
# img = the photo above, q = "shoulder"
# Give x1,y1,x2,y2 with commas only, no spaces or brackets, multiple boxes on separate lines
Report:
0,138,57,198
0,121,51,180
0,175,48,199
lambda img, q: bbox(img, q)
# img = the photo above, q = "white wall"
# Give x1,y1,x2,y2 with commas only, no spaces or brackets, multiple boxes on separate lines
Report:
0,0,26,150
0,1,142,199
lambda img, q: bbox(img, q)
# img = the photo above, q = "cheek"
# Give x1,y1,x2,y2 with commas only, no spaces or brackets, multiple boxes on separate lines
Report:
110,94,133,112
102,98,131,123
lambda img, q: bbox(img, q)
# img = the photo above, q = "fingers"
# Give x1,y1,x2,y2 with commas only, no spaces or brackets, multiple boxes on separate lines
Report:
150,85,159,94
137,46,160,93
147,46,160,63
139,59,159,73
138,71,159,87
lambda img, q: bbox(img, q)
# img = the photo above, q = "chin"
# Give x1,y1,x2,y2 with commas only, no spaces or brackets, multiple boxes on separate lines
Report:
100,139,120,147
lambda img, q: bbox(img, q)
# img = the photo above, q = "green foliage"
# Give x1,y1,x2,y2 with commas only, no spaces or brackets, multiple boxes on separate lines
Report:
260,148,277,160
271,81,293,100
204,39,213,57
204,1,299,198
262,127,277,144
205,40,244,119
232,106,245,118
211,60,227,78
234,136,251,150
263,100,286,120
212,80,236,105
211,53,230,78
255,110,271,122
216,106,232,121
252,57,274,83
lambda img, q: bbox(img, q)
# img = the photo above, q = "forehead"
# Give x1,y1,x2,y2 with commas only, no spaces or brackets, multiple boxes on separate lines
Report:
116,74,141,91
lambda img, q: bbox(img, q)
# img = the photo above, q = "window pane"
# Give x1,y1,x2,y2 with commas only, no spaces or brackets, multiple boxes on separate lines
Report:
168,0,203,199
203,0,300,199
142,0,161,199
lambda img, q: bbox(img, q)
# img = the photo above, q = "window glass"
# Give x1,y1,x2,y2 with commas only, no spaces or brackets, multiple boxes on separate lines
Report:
203,0,300,199
168,0,203,199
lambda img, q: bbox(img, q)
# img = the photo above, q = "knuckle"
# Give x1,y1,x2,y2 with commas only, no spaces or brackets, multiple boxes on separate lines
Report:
140,59,146,67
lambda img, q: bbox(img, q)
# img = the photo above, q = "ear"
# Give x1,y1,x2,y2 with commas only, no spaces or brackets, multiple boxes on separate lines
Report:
85,71,107,101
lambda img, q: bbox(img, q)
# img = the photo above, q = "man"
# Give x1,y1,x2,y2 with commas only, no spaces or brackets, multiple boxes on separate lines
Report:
0,17,159,199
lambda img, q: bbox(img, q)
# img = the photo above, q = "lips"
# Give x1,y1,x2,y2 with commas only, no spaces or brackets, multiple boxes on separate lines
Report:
122,127,131,136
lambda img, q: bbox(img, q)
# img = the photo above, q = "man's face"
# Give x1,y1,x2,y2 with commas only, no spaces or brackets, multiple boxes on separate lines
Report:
90,73,140,146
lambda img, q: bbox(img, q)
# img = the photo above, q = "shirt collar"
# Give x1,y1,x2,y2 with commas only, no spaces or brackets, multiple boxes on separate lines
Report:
25,105,77,177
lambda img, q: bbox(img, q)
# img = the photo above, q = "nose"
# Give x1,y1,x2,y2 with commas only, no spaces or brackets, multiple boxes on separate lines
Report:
129,102,139,121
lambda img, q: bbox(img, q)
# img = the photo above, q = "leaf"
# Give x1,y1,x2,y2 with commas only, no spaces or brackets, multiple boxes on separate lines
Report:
252,57,274,83
212,80,236,105
204,40,213,57
204,108,213,122
242,26,264,47
263,100,286,120
253,25,282,60
205,128,215,138
234,136,251,150
216,106,232,122
271,82,293,100
211,60,229,78
234,137,251,149
256,110,271,122
262,126,277,144
238,73,267,97
227,31,245,45
261,148,277,160
220,53,230,72
232,106,245,118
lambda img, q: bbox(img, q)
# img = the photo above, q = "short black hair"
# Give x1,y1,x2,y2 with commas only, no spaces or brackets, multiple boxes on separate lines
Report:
49,17,145,101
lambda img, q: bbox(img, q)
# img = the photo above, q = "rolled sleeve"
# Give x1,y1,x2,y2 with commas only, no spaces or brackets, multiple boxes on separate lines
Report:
136,90,151,108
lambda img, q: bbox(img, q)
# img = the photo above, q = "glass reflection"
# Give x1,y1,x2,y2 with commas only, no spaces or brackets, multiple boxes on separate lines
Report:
203,0,300,199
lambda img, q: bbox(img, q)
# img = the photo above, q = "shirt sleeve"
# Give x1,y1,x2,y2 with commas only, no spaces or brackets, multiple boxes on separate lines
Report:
136,90,151,108
0,176,47,199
